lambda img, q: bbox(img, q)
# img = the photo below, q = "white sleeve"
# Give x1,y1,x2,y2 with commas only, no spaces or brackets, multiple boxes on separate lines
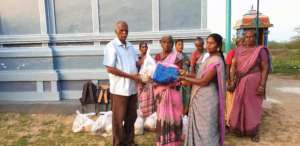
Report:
103,44,116,67
134,47,139,62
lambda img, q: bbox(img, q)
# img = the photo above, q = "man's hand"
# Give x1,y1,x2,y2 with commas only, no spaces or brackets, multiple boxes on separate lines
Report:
130,74,142,83
106,66,142,83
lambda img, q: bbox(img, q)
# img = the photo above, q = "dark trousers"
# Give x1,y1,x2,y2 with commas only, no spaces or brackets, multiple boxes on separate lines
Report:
111,94,137,146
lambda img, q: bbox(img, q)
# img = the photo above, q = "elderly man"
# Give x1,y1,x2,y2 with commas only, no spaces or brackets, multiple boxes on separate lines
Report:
103,21,140,146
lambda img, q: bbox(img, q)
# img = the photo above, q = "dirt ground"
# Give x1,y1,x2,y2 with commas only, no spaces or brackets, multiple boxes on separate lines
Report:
0,74,299,146
224,75,300,146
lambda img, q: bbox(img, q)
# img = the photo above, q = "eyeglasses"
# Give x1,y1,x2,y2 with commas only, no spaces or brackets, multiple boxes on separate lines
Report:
141,45,148,48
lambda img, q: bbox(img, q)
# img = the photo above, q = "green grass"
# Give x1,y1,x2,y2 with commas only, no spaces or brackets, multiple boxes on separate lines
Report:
272,59,300,74
13,136,29,146
270,49,300,75
0,103,300,146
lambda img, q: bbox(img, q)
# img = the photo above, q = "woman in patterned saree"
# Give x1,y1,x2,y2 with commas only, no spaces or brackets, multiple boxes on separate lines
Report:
179,33,226,146
154,35,183,146
229,29,270,142
137,42,155,118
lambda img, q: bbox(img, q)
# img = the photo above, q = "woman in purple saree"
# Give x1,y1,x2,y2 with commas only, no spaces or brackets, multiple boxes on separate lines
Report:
180,33,226,146
229,29,270,142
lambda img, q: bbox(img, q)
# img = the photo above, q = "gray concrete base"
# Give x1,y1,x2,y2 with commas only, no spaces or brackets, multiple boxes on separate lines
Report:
0,99,110,115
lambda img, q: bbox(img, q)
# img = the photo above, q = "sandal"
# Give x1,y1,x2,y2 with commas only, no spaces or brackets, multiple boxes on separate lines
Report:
251,134,260,142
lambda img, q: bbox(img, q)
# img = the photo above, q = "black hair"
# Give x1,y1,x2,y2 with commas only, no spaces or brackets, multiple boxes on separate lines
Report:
195,37,204,45
175,39,184,45
139,41,148,49
195,37,204,52
208,33,225,66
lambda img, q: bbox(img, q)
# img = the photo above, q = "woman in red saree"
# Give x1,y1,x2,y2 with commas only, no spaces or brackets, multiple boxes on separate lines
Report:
154,35,183,146
229,29,270,142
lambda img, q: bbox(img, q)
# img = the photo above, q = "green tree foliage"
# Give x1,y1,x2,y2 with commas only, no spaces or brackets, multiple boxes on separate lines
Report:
268,38,300,50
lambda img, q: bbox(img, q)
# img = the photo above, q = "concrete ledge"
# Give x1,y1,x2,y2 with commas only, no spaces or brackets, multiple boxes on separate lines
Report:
0,29,211,44
0,70,58,81
0,47,53,58
0,43,196,58
0,69,108,81
0,92,60,101
0,47,102,58
57,69,108,80
0,99,109,114
61,91,82,100
0,99,80,114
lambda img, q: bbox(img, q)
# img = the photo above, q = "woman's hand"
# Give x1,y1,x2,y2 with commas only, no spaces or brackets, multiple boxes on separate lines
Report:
178,75,192,86
179,69,187,76
227,80,235,92
178,75,185,80
256,85,265,96
181,80,191,86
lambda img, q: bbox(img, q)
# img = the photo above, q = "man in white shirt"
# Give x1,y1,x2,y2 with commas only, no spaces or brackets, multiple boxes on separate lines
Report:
103,20,140,146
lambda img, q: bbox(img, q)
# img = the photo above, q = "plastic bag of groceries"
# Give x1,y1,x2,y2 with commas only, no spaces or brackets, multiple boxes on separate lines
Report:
134,116,145,135
72,110,95,133
144,112,157,131
139,49,157,82
103,111,113,137
91,111,113,137
91,114,106,134
182,115,189,139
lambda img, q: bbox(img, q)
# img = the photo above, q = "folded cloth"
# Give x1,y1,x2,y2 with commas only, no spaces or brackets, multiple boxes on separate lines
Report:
152,63,179,84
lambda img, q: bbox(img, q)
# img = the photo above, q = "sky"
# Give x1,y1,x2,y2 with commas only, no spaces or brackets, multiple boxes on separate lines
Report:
207,0,300,42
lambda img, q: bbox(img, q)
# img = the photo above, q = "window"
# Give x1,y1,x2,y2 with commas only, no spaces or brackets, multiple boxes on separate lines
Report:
99,0,152,32
159,0,202,30
54,0,93,33
0,0,40,35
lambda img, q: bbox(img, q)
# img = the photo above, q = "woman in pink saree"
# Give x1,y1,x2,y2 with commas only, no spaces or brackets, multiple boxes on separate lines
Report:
229,29,270,142
180,33,226,146
154,35,183,146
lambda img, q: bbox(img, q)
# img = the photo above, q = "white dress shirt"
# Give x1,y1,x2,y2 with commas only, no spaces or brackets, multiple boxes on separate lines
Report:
103,38,138,96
